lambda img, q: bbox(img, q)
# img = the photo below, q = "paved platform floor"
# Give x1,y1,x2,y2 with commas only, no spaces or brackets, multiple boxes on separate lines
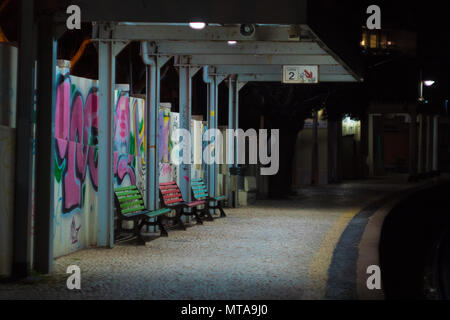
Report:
0,175,420,299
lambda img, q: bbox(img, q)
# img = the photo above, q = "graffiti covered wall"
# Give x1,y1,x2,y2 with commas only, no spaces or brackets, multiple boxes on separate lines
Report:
160,109,177,184
159,103,171,164
130,97,146,193
2,57,212,263
53,72,151,257
113,90,147,191
53,72,99,257
52,66,208,256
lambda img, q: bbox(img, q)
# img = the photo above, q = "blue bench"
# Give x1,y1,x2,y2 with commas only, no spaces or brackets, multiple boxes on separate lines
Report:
191,178,227,219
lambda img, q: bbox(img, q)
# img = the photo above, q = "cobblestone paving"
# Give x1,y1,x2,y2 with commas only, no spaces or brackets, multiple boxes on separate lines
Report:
0,177,414,300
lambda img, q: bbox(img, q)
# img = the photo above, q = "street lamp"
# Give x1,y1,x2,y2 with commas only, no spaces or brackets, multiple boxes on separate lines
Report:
418,70,436,102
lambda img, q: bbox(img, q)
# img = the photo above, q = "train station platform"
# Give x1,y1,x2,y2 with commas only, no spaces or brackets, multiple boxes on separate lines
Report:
0,174,440,299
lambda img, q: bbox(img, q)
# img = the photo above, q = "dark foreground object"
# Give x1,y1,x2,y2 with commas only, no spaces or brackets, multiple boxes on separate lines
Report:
380,181,450,299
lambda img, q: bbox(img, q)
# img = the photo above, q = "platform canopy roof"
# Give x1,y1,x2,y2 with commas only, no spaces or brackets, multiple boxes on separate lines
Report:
38,0,362,83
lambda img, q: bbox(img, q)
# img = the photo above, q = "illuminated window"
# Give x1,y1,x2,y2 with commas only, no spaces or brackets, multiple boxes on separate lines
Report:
369,34,378,49
342,117,361,136
360,32,367,48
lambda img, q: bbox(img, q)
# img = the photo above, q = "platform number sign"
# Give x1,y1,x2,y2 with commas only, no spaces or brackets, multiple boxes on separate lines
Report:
282,65,318,84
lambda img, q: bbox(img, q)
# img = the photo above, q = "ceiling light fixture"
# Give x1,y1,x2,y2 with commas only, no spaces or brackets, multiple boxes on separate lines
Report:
189,22,206,30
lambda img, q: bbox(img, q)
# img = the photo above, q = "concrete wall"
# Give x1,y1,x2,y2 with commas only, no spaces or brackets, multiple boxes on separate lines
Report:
294,128,313,185
342,118,361,180
293,125,329,186
0,125,15,276
318,127,328,184
0,43,17,276
383,116,409,173
0,43,17,128
327,119,343,183
342,135,357,179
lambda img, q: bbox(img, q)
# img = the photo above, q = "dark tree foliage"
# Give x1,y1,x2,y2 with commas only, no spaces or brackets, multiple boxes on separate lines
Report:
238,82,369,197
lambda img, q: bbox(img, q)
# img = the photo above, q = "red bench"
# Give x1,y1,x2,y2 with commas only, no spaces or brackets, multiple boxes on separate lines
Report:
159,181,207,230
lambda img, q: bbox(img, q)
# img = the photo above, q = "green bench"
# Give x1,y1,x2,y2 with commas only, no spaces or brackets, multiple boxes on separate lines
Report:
114,185,171,243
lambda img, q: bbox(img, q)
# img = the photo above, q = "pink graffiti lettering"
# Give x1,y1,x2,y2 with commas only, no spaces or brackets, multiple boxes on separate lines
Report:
114,92,130,153
55,74,99,213
113,91,137,187
114,152,136,186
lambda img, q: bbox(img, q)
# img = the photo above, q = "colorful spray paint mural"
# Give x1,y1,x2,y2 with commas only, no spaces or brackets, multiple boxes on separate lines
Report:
53,70,99,257
130,97,146,193
202,122,208,181
159,105,179,184
53,72,150,257
169,111,180,164
191,120,204,179
113,90,136,187
113,90,147,192
159,104,171,163
52,64,207,257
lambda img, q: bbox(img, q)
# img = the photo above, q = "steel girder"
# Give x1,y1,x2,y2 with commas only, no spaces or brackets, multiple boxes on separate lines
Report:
176,56,201,207
131,25,359,82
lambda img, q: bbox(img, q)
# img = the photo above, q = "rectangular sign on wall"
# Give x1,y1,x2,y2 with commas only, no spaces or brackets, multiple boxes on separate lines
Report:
282,65,319,84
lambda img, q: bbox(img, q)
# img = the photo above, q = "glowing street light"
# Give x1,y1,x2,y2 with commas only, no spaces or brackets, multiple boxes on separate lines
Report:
227,40,237,45
419,79,437,102
419,68,436,102
189,22,206,30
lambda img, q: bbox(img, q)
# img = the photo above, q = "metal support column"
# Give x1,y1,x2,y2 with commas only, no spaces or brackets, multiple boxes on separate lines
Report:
328,118,342,183
368,114,374,177
145,60,158,211
432,115,439,172
425,115,431,173
33,15,57,274
97,25,115,247
203,67,217,213
408,108,418,181
203,67,226,213
177,56,200,203
13,0,36,278
311,109,319,184
141,43,171,211
234,81,246,206
227,76,236,207
227,79,245,207
417,114,423,174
